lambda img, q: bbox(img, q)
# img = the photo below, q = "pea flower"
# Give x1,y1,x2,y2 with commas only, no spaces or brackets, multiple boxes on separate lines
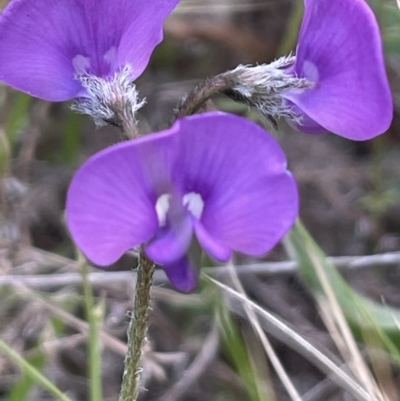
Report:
225,0,392,140
66,112,298,292
0,0,179,124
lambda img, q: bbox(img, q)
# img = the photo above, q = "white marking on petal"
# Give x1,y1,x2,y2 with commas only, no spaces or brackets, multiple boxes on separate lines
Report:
183,192,204,219
155,194,171,226
302,60,319,83
72,55,91,74
103,46,117,68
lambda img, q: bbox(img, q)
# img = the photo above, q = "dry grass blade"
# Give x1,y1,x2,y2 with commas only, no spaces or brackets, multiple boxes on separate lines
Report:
2,250,400,290
206,275,376,401
174,0,272,13
306,249,386,401
226,262,302,401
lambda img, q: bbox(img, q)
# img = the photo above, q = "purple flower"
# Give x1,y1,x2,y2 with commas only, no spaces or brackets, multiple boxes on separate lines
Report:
228,0,392,140
284,0,392,139
0,0,178,101
66,112,298,292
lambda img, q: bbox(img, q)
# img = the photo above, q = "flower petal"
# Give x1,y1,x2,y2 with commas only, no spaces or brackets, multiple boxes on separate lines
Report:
0,0,92,100
79,0,179,78
172,112,298,256
283,0,392,140
113,0,179,79
194,220,232,262
66,128,180,266
162,255,199,293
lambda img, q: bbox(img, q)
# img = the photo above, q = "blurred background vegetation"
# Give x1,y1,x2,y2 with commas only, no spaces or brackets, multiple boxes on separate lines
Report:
1,0,400,400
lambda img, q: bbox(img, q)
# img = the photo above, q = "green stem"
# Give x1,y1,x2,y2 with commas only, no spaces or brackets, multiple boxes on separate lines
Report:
119,253,155,401
81,256,103,401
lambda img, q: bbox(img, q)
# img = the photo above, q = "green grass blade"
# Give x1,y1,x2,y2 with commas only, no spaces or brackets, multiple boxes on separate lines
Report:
0,339,74,401
62,112,84,165
5,93,32,144
285,220,400,353
207,276,373,401
8,352,45,401
215,290,274,401
0,128,10,175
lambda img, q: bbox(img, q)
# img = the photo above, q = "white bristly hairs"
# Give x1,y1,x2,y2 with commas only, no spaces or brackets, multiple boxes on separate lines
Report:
72,65,146,129
222,55,314,124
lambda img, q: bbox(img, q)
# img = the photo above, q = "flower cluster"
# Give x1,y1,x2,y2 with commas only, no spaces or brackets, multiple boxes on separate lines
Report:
0,0,393,291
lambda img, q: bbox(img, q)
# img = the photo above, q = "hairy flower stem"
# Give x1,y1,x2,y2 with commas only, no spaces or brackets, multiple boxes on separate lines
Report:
108,76,155,401
174,75,232,120
119,253,155,401
174,59,313,127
